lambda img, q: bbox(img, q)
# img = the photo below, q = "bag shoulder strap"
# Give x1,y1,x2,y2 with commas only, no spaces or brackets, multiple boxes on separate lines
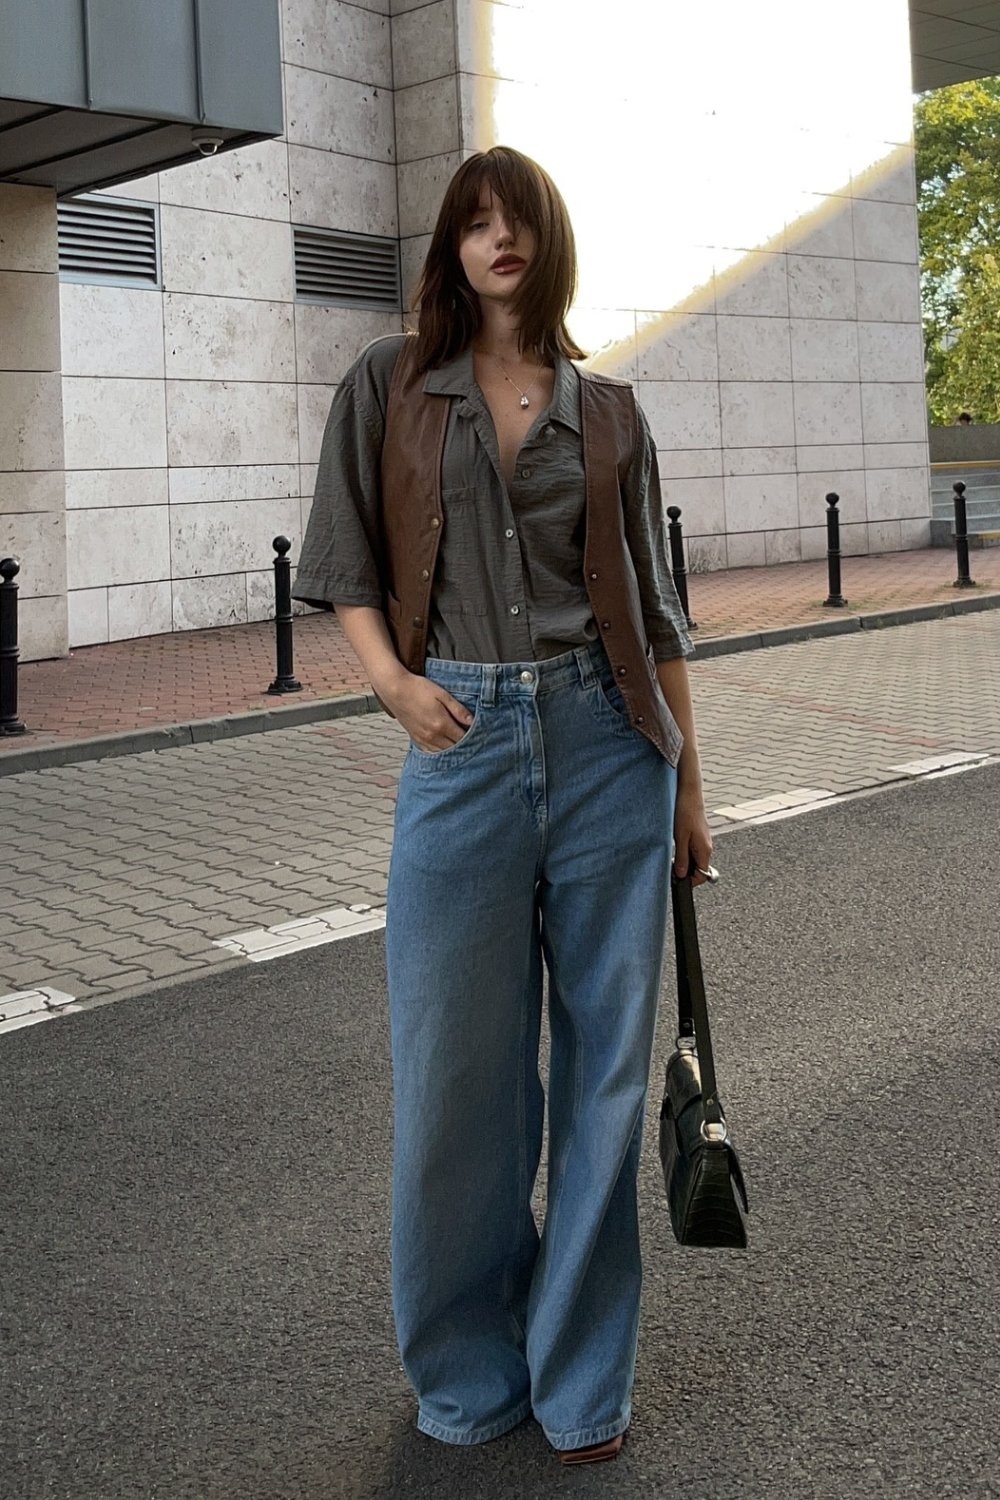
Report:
671,874,724,1128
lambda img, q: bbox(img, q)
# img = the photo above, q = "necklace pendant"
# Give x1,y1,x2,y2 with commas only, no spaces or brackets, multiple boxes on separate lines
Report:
519,394,530,408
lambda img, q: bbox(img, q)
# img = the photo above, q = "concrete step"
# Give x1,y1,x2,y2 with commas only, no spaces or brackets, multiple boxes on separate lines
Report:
931,467,1000,504
931,478,1000,498
930,517,1000,548
932,496,1000,519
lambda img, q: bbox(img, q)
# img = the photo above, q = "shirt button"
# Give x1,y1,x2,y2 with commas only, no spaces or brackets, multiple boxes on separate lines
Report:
520,467,532,479
505,528,515,539
519,670,534,684
510,605,520,616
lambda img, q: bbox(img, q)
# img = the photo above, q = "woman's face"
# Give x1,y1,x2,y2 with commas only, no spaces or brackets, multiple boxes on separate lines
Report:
458,190,535,305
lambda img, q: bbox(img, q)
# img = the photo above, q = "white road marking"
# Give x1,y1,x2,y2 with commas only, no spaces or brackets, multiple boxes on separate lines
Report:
0,986,80,1035
713,756,999,830
887,750,988,776
740,796,844,826
922,755,1000,781
213,903,387,962
713,787,835,821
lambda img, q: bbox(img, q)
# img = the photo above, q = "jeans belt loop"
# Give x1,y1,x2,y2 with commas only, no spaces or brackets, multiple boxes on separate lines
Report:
574,645,595,688
481,663,498,707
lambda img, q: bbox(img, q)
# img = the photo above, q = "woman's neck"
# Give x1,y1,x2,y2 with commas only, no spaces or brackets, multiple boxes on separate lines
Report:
473,302,539,363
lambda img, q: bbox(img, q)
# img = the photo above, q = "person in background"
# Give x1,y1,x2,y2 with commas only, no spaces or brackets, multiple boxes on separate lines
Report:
293,146,712,1466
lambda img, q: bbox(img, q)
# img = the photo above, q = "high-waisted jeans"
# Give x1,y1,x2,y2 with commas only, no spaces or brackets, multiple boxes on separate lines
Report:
385,640,677,1452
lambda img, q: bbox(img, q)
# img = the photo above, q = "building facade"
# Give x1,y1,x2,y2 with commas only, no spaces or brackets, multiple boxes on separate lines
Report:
3,0,998,661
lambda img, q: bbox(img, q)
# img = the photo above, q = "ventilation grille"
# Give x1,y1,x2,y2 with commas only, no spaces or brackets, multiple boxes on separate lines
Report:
294,226,400,310
58,196,160,288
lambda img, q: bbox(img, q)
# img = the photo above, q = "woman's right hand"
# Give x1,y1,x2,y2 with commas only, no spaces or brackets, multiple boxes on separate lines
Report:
376,669,475,753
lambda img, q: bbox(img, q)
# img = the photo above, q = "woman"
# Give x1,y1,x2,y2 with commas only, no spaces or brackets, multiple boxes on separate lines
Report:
293,146,712,1464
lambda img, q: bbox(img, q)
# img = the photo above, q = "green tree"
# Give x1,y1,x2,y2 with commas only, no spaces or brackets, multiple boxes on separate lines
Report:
916,78,1000,422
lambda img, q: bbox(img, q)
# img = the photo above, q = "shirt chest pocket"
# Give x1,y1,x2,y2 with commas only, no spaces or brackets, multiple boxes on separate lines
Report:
435,485,491,616
441,484,478,506
512,428,585,507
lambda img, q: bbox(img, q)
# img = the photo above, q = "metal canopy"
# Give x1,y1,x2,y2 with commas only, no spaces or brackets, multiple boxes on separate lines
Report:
0,0,283,196
912,1,1000,90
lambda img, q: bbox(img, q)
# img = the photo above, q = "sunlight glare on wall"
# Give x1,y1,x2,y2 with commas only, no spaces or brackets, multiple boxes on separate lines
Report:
474,0,914,316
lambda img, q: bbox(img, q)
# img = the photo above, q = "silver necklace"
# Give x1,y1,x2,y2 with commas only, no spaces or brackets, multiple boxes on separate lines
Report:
490,353,542,409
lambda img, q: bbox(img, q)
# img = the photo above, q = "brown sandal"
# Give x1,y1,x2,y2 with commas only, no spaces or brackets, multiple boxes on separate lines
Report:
558,1430,626,1466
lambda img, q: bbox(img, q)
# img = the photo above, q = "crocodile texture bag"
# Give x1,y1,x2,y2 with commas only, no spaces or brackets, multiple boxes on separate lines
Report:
658,872,749,1248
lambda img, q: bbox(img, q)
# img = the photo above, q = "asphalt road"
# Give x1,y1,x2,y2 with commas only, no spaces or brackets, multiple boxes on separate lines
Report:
4,767,1000,1499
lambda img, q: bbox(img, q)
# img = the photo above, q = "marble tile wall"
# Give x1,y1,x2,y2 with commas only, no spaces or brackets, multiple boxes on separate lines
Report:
36,0,932,657
0,185,68,661
447,0,930,576
392,0,458,308
59,0,403,648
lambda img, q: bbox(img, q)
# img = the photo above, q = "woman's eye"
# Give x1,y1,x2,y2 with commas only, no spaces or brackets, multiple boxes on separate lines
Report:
469,220,488,231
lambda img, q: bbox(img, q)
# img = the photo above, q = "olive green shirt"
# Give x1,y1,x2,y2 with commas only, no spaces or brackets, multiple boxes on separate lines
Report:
293,334,693,664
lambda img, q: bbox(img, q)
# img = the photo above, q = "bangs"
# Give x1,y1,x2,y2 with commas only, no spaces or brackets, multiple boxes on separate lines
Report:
450,151,546,239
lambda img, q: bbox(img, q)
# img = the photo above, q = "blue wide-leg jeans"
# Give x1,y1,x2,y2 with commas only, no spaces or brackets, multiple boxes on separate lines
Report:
385,641,677,1453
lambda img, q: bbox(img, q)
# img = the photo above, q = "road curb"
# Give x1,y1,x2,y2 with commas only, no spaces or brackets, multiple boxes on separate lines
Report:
4,589,1000,776
0,690,380,777
690,588,1000,659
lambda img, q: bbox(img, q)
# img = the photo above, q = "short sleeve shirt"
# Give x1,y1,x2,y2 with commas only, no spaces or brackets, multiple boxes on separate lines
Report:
293,334,694,664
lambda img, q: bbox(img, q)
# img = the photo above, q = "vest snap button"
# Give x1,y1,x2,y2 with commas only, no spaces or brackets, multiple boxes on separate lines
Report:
420,569,430,580
412,616,422,627
601,620,611,629
589,571,598,580
636,715,645,724
616,667,627,677
430,517,440,529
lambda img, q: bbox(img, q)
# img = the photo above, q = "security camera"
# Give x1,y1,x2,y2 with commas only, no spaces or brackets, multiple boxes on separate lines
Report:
192,130,225,157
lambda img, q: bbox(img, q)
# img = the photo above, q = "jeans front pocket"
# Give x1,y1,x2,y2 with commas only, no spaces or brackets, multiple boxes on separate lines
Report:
584,675,637,739
407,693,487,772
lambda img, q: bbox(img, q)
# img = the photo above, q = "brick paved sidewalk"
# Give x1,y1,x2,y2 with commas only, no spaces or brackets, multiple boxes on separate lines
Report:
5,544,1000,757
4,611,999,1023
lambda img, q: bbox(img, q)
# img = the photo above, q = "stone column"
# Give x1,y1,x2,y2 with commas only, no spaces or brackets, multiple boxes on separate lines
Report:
0,184,68,660
391,0,462,313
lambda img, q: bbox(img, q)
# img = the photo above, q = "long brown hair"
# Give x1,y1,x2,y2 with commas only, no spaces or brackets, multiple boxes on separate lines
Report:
412,146,586,371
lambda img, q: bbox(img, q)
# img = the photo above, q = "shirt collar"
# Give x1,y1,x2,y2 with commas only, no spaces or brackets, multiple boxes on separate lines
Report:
422,345,476,397
422,345,582,434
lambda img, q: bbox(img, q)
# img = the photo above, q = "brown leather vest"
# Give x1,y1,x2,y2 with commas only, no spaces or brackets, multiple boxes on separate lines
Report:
379,337,683,766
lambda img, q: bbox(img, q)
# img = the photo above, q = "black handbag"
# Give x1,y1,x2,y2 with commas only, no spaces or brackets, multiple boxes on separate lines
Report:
658,871,749,1248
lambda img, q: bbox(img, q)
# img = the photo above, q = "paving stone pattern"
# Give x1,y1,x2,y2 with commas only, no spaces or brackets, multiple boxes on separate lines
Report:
2,614,998,1012
7,546,1000,753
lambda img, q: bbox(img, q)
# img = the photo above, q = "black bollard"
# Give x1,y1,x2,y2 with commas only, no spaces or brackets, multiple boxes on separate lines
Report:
0,557,27,736
952,481,975,588
822,493,847,608
267,536,302,694
665,506,697,630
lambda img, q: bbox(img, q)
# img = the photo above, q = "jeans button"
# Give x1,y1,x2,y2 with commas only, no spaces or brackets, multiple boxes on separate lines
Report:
519,669,534,684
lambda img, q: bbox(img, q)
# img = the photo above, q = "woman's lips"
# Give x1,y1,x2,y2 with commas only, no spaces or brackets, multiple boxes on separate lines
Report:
491,258,525,273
